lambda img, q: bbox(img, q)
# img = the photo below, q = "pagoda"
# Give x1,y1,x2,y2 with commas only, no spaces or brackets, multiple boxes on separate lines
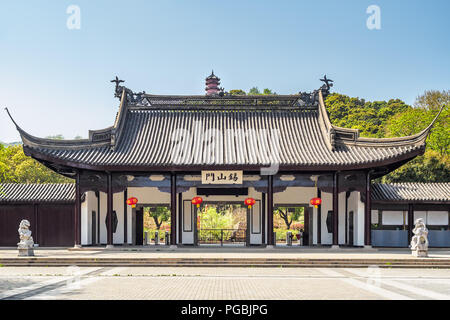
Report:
205,70,221,96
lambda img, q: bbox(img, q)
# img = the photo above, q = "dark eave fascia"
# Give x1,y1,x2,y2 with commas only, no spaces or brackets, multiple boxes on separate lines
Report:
23,143,424,174
371,199,450,205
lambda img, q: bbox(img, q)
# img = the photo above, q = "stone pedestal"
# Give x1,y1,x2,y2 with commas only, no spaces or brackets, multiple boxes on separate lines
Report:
18,248,34,257
412,250,428,258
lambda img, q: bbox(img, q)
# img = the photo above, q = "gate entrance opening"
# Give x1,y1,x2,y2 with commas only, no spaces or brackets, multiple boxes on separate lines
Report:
135,205,171,245
194,202,248,246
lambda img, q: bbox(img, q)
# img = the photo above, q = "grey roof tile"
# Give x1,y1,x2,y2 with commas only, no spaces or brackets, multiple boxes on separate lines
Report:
0,183,75,203
372,183,450,202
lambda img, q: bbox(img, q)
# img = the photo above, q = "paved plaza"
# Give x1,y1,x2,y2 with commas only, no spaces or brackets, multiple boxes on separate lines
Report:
0,266,449,300
1,246,450,259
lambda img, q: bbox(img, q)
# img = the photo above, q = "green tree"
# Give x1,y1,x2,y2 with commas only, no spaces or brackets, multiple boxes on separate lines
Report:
145,206,170,230
248,87,260,95
275,207,303,230
0,145,71,183
414,89,450,111
198,205,233,229
229,89,246,96
382,151,450,183
46,134,64,140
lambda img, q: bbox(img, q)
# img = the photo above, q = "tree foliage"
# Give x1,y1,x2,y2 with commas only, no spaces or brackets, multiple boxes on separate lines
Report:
145,206,170,230
275,207,303,230
325,90,449,182
0,145,71,183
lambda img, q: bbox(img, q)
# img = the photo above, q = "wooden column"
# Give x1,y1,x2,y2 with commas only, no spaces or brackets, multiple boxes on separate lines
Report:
317,189,322,245
106,172,113,247
170,173,177,246
407,204,414,244
178,192,183,245
261,193,266,245
267,175,274,246
74,171,81,247
364,171,372,246
96,191,100,244
332,172,339,246
123,188,128,245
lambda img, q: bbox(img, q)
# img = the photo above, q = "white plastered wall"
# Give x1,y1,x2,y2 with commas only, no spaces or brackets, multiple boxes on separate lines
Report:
81,191,98,245
347,191,365,246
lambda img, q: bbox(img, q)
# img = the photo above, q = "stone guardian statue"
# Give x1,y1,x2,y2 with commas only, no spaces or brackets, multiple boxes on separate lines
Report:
17,219,34,256
410,218,429,257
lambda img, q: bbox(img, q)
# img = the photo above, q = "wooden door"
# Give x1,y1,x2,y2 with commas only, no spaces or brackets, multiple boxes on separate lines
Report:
135,208,143,245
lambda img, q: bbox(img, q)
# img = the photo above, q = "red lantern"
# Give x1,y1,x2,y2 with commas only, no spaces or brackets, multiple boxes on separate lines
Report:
126,197,138,208
191,196,203,208
310,197,322,208
244,197,256,209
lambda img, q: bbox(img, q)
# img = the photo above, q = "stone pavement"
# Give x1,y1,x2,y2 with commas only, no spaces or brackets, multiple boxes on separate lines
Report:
0,266,449,300
1,246,449,260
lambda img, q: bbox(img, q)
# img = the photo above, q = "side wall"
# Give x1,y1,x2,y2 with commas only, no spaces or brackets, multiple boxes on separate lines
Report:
0,203,74,247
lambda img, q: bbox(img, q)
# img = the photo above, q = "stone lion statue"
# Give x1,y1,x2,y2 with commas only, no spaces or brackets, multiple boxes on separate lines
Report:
17,219,34,249
410,218,428,257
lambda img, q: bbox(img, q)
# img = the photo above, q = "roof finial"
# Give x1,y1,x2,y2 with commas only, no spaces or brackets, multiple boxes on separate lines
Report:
320,75,333,91
110,76,126,99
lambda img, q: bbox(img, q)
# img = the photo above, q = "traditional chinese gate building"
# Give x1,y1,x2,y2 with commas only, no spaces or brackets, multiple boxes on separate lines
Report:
6,73,446,248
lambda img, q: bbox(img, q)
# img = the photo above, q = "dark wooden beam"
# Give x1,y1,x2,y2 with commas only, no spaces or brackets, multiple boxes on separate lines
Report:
123,188,128,245
178,192,183,245
317,189,321,245
364,171,372,246
107,172,113,246
170,173,177,246
332,172,339,246
408,204,414,244
262,193,266,246
95,191,100,245
267,175,274,246
75,171,81,247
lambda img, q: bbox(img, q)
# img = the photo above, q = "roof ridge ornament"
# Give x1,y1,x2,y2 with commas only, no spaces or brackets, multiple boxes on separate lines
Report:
110,76,146,102
319,74,333,98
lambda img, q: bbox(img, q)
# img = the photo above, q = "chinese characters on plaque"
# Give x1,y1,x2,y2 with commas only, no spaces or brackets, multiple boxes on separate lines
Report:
201,171,243,185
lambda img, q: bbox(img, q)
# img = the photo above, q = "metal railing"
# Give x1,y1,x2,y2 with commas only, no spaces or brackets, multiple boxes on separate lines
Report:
197,228,247,246
144,230,170,245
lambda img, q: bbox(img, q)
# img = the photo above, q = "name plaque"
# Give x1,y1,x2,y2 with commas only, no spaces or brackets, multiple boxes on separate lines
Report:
201,170,243,185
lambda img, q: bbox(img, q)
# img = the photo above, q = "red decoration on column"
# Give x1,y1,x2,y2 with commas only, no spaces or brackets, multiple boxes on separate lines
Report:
126,197,138,208
310,197,322,208
244,197,256,209
191,196,203,208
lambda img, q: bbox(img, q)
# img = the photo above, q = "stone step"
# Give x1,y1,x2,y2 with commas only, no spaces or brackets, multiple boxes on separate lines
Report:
0,262,449,268
1,258,449,268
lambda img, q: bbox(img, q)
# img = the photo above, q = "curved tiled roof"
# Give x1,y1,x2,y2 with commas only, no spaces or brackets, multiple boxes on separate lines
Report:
7,87,442,172
0,183,75,203
20,109,424,168
372,183,450,203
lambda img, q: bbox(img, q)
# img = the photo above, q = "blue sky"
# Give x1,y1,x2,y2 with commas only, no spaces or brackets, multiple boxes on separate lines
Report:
1,0,449,142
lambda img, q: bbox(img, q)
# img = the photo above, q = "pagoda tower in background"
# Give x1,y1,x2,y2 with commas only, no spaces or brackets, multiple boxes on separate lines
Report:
205,70,221,96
